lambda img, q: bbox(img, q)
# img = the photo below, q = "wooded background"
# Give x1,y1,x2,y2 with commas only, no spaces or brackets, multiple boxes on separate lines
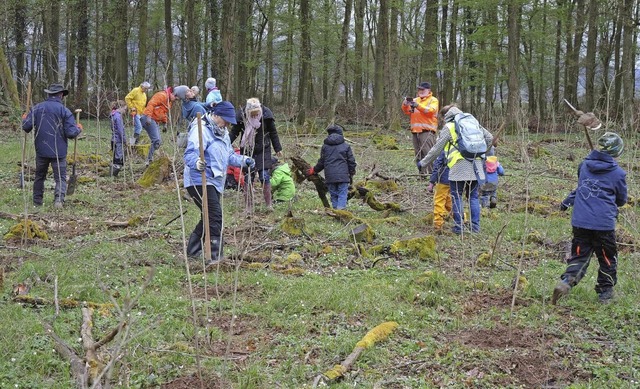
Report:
0,0,638,130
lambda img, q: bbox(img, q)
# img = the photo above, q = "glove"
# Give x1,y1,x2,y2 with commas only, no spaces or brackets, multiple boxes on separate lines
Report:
307,167,315,176
195,158,206,172
410,101,418,109
559,203,568,212
244,157,255,169
427,183,434,193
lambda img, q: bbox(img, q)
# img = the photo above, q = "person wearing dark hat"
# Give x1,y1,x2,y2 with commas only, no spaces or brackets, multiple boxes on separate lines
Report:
141,86,175,165
183,101,255,264
22,83,82,208
402,81,439,175
552,132,627,305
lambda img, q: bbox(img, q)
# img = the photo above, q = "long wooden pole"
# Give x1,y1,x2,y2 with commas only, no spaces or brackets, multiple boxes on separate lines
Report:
20,81,32,190
196,113,211,261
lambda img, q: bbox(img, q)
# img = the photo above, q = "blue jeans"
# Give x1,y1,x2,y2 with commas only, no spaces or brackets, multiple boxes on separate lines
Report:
133,114,142,136
450,180,480,234
141,115,162,162
327,182,349,210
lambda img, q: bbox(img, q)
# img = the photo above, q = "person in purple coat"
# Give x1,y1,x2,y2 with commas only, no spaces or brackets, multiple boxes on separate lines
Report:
552,132,627,305
22,83,82,208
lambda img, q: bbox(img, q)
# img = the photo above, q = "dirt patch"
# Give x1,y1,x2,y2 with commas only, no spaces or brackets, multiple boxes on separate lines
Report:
451,324,591,387
160,374,231,389
461,289,531,316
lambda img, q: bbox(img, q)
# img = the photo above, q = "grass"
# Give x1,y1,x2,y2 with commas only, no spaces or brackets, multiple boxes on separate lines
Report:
0,119,638,388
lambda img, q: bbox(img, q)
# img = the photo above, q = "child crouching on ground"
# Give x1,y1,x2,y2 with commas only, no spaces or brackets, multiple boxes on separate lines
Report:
552,132,627,305
270,157,296,203
480,147,505,208
109,100,128,176
307,124,356,210
428,151,452,230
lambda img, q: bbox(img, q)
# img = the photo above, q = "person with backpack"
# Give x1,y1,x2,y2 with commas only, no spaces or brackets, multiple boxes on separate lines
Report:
552,132,627,305
418,104,493,234
402,82,439,175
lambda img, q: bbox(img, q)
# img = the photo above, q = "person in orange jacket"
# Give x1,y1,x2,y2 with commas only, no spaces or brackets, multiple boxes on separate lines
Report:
402,81,439,175
141,87,175,165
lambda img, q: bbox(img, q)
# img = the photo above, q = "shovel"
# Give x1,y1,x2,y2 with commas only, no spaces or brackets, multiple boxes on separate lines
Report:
67,109,82,195
19,81,32,189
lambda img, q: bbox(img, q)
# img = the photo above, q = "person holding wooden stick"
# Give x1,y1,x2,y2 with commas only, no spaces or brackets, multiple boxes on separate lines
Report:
22,83,82,208
183,102,255,263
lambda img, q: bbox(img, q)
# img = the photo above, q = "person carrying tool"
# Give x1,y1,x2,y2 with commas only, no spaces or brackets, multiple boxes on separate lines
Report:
125,81,151,144
183,102,255,263
552,132,627,305
22,83,82,208
402,82,439,175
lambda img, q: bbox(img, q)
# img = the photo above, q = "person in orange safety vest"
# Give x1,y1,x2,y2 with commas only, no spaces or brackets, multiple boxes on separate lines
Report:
402,81,439,175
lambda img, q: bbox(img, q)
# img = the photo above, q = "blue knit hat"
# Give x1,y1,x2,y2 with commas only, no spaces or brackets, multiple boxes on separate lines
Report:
212,101,237,125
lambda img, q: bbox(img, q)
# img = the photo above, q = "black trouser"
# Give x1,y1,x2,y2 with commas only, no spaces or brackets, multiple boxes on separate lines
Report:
34,155,67,204
186,185,222,243
562,227,617,293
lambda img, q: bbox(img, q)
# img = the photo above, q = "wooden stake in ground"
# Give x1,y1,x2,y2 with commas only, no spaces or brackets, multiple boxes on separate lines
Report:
67,109,82,195
312,321,398,387
196,113,212,261
20,81,32,190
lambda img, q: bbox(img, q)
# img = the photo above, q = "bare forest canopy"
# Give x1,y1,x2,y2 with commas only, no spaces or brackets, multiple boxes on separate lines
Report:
1,0,639,130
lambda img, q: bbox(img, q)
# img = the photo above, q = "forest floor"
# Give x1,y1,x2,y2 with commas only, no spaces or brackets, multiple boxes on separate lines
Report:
0,118,638,388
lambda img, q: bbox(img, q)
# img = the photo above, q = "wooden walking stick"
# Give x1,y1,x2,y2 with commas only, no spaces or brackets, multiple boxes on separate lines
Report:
67,109,82,195
196,113,212,262
20,81,32,189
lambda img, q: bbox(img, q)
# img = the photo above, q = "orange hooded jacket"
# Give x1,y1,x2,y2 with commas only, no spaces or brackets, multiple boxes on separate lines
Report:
402,92,439,134
143,89,172,123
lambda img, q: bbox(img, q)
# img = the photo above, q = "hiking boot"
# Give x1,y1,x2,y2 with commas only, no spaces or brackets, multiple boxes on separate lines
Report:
489,196,497,209
551,279,571,305
54,201,63,209
598,289,614,304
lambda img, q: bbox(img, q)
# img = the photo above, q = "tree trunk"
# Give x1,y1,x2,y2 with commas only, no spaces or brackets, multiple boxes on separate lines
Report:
209,0,220,79
565,0,585,104
421,0,438,93
0,44,20,112
373,0,388,116
265,0,276,105
506,0,521,128
114,0,129,93
296,0,311,125
164,0,174,86
221,0,236,100
43,2,60,84
75,0,89,110
136,0,149,83
552,0,563,109
13,1,27,95
185,0,198,84
386,1,400,125
583,0,598,111
620,0,635,129
328,0,353,123
353,0,365,102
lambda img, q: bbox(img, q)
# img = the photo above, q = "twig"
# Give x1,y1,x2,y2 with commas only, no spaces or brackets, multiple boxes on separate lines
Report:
164,209,188,226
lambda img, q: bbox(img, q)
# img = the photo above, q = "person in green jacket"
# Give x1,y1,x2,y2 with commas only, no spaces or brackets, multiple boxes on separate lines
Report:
269,157,295,203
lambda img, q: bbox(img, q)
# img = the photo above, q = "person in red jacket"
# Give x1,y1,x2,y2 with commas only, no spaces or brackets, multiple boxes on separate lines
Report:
402,82,439,175
141,87,175,165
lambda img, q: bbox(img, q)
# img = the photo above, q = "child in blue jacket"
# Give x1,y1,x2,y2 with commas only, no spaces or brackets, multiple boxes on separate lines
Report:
480,147,505,208
110,100,127,176
552,132,627,305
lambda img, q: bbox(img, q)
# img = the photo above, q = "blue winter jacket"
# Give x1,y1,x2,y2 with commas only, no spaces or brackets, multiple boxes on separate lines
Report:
110,110,125,144
313,126,356,184
429,152,450,185
183,115,246,192
562,150,627,231
22,96,81,158
182,99,207,124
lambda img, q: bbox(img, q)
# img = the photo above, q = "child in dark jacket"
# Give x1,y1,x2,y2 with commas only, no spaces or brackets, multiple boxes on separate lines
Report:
480,147,505,208
428,152,452,230
307,124,356,209
552,132,627,305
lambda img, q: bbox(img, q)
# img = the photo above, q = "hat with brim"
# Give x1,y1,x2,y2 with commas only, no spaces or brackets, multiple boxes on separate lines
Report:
417,82,431,90
44,83,69,96
212,101,238,125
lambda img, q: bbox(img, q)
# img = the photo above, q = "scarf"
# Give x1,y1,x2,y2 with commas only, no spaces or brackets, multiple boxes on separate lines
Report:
240,110,263,150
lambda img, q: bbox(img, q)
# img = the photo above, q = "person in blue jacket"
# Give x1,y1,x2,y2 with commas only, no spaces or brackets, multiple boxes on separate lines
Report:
109,100,127,176
552,132,627,305
22,83,82,208
183,101,255,264
480,147,505,208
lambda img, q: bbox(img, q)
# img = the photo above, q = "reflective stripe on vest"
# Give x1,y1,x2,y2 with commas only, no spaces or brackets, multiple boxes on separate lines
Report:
444,123,464,168
411,122,438,131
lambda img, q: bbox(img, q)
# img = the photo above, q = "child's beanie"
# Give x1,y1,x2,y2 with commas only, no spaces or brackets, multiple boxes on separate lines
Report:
205,77,217,91
597,132,624,157
486,156,498,173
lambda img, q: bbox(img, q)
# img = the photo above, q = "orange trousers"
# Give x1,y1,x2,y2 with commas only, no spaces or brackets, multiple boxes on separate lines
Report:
433,183,452,228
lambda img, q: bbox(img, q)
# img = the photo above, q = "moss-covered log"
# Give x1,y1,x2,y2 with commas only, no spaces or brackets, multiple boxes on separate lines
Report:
290,155,330,208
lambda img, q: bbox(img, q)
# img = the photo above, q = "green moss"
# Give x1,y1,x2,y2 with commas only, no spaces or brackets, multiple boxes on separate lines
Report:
3,219,49,241
137,156,171,188
281,216,305,236
476,252,493,267
364,179,399,193
351,223,375,243
372,135,399,150
390,236,436,261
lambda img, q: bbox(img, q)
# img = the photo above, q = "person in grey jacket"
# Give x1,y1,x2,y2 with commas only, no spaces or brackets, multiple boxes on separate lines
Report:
418,105,493,234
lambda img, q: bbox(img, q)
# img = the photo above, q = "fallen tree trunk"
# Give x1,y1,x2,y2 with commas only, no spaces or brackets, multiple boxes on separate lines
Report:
290,155,330,208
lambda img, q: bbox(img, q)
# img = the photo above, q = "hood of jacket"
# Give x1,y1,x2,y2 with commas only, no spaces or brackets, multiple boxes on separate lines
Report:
324,132,345,146
583,150,619,174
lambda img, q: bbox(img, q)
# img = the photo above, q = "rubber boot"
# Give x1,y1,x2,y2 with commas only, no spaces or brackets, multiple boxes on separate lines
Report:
110,164,121,177
205,238,223,267
186,232,202,259
263,182,273,210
